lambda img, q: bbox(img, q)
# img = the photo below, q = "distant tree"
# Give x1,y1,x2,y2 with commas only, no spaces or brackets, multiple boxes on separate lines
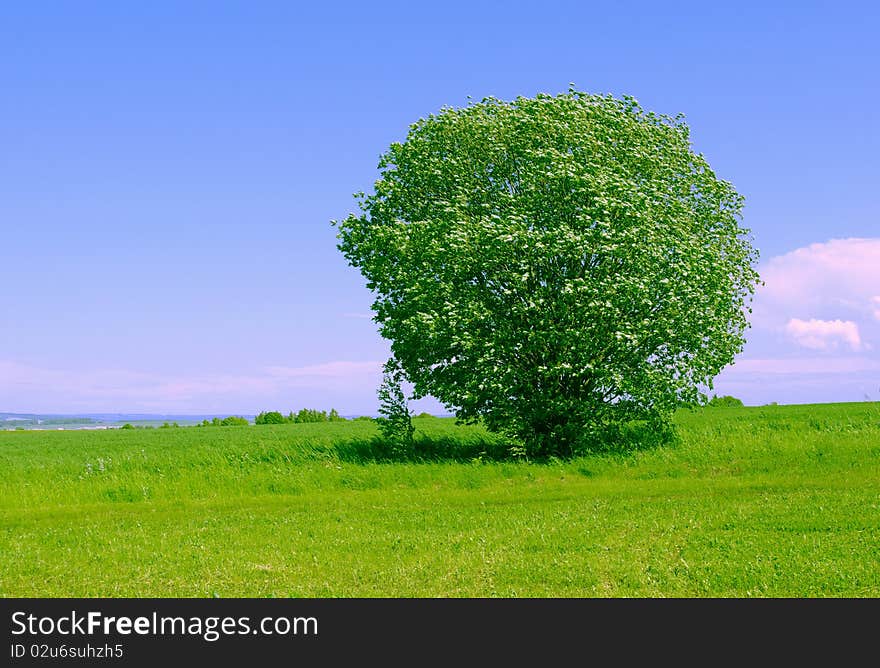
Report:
255,411,286,425
291,408,334,423
415,412,434,419
707,395,744,408
120,423,135,430
220,416,249,426
328,408,345,421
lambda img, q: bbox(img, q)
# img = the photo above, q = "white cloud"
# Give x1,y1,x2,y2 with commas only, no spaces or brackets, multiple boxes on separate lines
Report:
747,238,880,356
784,318,862,351
756,238,880,324
712,238,880,404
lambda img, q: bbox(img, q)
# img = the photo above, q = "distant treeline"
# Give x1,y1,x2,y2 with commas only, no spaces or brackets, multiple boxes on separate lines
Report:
196,417,249,427
255,409,346,425
107,410,443,431
192,409,354,427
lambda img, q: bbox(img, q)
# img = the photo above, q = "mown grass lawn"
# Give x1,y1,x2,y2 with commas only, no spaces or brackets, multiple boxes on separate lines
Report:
1,404,878,597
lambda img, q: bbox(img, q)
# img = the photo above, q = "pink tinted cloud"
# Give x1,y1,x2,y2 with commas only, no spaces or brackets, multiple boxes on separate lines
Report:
723,356,880,375
0,359,384,413
265,361,382,378
713,238,880,403
784,318,862,351
756,238,880,324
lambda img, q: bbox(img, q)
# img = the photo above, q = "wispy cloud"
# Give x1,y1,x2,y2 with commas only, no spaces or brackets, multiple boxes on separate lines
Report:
723,356,880,375
714,353,880,405
0,359,384,413
265,361,382,378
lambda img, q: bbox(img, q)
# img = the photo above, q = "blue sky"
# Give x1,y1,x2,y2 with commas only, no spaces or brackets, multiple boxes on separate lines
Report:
1,1,878,414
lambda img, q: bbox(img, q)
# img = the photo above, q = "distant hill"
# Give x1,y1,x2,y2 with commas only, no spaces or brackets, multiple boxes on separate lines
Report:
0,412,255,430
0,411,452,430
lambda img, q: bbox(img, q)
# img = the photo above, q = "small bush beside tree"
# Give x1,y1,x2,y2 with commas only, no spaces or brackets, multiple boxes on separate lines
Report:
376,360,415,455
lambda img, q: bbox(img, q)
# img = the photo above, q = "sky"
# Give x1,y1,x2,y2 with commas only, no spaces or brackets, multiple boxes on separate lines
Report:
1,1,878,414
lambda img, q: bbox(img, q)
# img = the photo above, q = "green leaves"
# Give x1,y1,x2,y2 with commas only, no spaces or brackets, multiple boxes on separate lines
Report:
376,359,415,455
334,90,761,457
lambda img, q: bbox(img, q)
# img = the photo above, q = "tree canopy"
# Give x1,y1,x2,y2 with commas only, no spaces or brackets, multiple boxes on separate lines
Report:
335,89,760,456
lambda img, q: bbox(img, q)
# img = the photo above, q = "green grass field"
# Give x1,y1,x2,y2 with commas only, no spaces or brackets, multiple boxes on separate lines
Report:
1,404,878,597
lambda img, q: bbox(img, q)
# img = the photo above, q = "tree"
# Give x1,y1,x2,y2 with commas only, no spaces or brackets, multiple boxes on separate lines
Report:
706,395,744,408
255,411,285,425
220,416,250,426
293,408,328,423
334,89,760,457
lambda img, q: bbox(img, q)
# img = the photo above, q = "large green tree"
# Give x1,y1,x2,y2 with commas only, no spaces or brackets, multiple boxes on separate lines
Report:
335,90,760,457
